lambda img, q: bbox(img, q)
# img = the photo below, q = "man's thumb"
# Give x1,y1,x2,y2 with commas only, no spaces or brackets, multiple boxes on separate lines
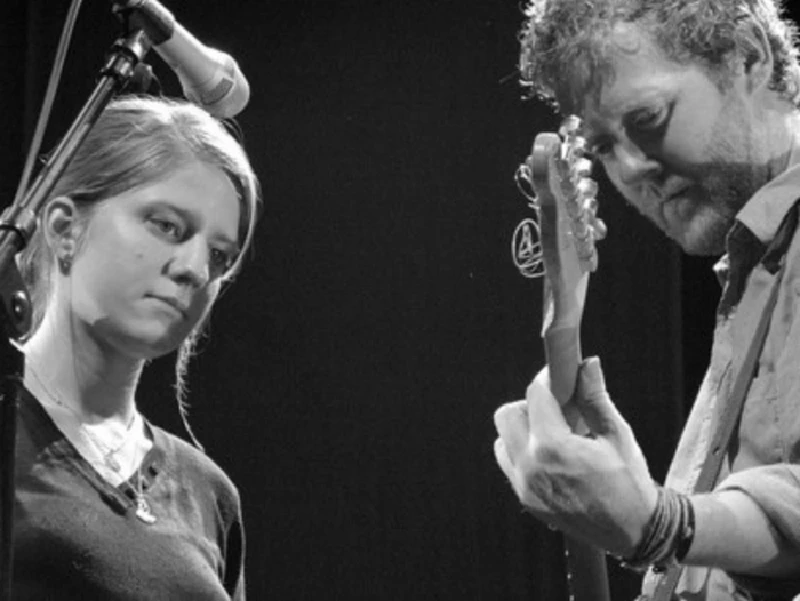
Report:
574,356,620,435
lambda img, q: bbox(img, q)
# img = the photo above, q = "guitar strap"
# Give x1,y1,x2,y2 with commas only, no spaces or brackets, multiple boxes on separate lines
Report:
648,198,800,601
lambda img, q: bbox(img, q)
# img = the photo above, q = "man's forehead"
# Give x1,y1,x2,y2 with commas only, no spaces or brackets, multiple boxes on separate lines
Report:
565,24,684,123
608,21,651,54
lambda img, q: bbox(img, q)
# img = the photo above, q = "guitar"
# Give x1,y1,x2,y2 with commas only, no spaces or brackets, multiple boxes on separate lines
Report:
512,115,610,601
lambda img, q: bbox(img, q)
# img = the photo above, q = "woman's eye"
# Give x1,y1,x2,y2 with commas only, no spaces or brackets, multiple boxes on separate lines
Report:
150,217,182,239
210,248,234,272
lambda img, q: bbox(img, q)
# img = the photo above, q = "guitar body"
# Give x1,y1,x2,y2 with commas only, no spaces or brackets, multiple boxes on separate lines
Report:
514,120,609,601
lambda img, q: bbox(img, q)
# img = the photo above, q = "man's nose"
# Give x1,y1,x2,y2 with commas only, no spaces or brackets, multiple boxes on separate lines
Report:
612,139,662,187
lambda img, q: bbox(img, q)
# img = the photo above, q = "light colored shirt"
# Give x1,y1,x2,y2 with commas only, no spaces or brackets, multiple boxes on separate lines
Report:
642,141,800,600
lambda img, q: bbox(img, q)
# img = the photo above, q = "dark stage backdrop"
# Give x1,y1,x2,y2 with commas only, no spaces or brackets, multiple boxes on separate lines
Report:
6,0,790,599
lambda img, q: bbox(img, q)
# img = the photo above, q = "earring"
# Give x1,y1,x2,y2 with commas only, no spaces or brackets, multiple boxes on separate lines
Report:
58,255,72,275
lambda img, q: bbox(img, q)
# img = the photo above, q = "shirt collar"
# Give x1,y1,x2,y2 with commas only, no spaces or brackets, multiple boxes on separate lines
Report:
737,126,800,244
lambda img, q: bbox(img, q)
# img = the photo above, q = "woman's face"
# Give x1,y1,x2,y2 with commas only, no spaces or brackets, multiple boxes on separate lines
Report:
66,161,242,360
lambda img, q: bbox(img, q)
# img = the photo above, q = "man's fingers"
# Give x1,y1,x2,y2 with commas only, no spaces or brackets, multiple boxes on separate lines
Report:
493,400,529,462
526,367,571,438
493,438,515,480
494,438,549,515
575,356,628,439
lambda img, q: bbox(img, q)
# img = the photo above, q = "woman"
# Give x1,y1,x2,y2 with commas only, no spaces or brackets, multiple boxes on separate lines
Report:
11,95,260,600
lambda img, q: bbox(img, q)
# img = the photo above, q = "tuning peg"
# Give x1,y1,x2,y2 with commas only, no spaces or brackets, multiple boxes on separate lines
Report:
571,136,588,158
572,157,592,179
576,178,598,198
559,114,582,139
593,218,608,241
582,195,598,216
572,218,591,241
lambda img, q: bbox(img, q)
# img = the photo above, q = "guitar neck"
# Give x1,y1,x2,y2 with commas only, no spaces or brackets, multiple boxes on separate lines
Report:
543,297,610,601
522,121,610,601
564,537,611,601
543,323,581,407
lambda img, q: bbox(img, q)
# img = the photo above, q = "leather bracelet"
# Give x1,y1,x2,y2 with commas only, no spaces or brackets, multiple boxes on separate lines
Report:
619,487,692,572
674,494,696,563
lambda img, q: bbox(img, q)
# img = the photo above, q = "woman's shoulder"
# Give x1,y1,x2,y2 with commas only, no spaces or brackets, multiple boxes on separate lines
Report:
148,422,242,513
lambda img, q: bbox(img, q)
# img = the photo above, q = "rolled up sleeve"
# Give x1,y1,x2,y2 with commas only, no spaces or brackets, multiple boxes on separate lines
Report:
718,465,800,598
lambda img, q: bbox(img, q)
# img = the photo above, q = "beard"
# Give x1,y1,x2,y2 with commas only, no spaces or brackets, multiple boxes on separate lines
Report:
650,97,765,256
670,161,759,255
618,156,760,257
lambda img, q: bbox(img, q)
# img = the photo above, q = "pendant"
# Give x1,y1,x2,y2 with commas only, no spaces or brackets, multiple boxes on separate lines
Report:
135,496,157,524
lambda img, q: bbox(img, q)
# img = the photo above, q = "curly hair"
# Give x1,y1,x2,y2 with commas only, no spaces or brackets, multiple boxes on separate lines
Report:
519,0,800,114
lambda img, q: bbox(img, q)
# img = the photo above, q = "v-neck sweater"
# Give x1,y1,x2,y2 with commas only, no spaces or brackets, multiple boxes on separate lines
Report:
10,386,246,600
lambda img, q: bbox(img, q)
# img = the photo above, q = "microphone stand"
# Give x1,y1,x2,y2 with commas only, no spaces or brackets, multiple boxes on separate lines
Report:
0,22,153,601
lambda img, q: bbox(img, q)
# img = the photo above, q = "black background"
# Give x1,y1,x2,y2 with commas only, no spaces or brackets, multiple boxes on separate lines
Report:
5,1,795,599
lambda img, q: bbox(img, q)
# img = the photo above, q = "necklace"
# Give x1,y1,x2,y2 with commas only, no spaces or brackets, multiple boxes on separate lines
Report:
27,366,157,524
82,420,135,473
27,366,137,474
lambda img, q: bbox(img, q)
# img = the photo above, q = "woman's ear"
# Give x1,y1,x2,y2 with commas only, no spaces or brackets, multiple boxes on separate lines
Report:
44,197,78,274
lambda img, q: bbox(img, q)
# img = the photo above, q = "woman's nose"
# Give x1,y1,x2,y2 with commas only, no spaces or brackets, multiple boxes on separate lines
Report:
168,236,210,288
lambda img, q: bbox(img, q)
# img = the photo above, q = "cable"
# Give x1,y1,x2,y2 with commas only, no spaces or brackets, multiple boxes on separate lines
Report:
13,0,85,206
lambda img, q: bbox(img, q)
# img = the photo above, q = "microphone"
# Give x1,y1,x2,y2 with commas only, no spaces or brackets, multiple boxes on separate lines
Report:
113,0,250,119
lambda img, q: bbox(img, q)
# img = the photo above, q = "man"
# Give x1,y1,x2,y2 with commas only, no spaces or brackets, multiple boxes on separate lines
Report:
492,1,800,599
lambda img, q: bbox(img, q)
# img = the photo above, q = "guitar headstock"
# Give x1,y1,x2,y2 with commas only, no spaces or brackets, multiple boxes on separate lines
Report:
512,115,606,280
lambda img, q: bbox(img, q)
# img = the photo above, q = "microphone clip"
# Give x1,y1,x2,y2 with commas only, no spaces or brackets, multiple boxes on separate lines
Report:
111,0,176,45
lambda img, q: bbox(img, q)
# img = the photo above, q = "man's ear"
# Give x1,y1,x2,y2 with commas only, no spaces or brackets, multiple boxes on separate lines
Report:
740,21,775,95
44,197,79,264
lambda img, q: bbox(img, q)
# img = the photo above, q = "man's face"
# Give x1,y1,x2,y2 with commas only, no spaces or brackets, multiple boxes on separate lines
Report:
581,24,765,255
